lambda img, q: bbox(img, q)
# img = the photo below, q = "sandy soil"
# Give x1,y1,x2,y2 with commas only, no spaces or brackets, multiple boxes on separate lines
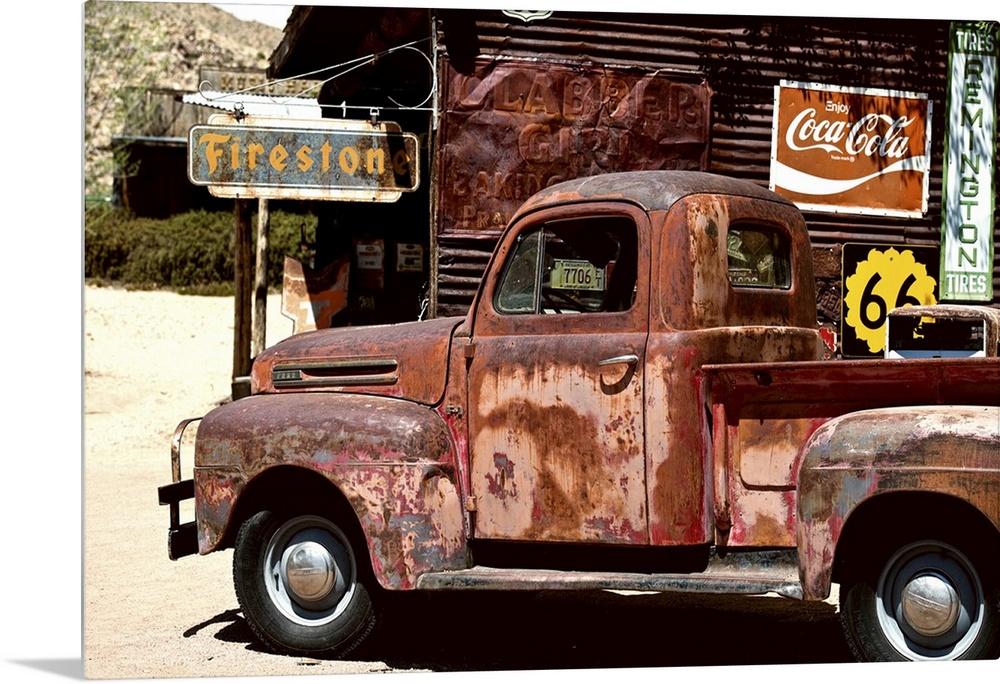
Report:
82,285,407,679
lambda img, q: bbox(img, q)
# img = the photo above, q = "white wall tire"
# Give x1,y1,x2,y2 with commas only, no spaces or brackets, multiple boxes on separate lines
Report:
841,535,998,661
233,510,375,657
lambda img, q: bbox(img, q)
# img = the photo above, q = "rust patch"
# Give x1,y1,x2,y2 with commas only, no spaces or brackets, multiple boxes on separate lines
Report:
251,315,462,404
422,474,465,557
191,393,467,589
343,464,468,590
486,453,518,500
479,399,645,543
194,468,242,554
743,512,788,548
651,449,706,544
738,417,819,489
796,406,1000,599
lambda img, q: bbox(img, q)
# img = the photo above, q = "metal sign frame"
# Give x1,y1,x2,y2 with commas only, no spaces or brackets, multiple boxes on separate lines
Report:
939,22,998,302
188,115,420,202
770,80,932,218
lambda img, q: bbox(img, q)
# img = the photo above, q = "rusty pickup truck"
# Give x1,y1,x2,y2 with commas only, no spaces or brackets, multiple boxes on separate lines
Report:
159,170,1000,662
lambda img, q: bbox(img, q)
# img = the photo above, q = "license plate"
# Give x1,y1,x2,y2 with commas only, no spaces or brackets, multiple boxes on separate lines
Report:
550,259,606,291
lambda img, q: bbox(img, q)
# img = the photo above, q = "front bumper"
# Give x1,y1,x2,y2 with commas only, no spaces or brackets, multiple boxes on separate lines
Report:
157,417,201,560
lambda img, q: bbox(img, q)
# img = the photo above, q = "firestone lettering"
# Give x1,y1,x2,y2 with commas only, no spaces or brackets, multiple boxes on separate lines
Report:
196,133,411,178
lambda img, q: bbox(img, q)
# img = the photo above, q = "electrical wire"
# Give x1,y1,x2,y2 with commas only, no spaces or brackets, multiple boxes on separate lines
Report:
196,36,437,117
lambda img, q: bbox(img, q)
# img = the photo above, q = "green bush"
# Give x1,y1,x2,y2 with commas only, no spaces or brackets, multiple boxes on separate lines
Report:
84,207,317,292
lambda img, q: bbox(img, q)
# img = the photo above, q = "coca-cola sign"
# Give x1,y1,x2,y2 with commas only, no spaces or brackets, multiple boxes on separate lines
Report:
770,81,931,217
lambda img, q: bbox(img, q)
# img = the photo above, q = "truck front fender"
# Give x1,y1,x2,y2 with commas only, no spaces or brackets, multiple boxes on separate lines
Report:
796,405,1000,600
193,393,468,590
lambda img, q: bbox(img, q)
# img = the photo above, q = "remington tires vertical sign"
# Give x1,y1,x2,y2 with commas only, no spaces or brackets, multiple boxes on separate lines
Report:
940,22,998,302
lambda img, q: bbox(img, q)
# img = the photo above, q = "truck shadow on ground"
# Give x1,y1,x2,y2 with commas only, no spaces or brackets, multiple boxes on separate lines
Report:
206,590,854,670
357,589,855,670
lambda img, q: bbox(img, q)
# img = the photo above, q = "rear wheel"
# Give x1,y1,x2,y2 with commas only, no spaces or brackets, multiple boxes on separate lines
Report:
233,510,376,657
840,535,999,661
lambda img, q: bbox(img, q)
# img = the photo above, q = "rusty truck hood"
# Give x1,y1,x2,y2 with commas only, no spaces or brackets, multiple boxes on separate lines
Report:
250,316,464,405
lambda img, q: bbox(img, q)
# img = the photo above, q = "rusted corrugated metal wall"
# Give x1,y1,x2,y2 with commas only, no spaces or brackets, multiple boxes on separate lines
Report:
433,11,999,319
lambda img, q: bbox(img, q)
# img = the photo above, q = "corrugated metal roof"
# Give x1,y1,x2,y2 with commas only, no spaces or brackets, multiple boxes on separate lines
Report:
181,90,321,119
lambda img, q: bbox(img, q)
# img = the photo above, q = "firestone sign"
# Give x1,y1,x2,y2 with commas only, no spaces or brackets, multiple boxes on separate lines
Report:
770,81,932,218
188,115,420,202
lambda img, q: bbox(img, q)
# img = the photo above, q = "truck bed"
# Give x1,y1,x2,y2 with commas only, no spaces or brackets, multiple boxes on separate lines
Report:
703,357,1000,421
699,357,999,549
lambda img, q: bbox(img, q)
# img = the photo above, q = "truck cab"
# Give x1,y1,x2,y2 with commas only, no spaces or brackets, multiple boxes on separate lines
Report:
460,171,821,548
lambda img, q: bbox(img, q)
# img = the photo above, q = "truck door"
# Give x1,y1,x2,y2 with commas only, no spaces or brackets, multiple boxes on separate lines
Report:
466,204,650,544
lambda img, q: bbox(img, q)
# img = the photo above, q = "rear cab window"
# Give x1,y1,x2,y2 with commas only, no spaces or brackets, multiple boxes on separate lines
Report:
727,224,791,290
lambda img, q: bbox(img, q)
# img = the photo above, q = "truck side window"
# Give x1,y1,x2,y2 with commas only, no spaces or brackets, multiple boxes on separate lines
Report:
727,225,791,289
496,230,543,313
495,216,638,315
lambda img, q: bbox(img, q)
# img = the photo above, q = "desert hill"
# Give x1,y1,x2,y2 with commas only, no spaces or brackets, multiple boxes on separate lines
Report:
84,1,286,196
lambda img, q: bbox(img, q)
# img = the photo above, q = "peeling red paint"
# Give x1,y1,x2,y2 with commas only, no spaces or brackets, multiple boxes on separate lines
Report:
192,392,467,589
797,405,1000,599
486,453,518,500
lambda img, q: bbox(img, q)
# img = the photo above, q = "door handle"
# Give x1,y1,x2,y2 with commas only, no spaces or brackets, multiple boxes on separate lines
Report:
599,354,639,367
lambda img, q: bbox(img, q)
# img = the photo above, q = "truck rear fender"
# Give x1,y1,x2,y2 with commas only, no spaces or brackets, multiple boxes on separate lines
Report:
796,405,1000,600
193,393,469,590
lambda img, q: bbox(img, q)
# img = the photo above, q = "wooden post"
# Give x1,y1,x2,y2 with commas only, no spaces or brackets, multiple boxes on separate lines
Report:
232,198,253,399
253,198,270,359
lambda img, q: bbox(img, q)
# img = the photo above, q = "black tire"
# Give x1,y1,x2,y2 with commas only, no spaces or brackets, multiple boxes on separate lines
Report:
233,509,376,657
840,533,999,661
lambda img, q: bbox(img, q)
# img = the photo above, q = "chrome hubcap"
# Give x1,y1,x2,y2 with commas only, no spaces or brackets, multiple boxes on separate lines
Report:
901,573,960,637
263,515,357,627
876,540,984,660
282,541,338,603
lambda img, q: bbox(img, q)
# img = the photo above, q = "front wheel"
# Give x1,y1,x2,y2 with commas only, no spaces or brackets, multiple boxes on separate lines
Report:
840,536,999,661
233,510,376,657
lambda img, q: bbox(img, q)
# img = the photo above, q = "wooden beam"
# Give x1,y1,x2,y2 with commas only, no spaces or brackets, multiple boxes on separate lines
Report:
253,198,270,359
232,198,253,399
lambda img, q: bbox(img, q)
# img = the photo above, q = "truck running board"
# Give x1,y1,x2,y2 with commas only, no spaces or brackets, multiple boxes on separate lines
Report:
415,565,803,599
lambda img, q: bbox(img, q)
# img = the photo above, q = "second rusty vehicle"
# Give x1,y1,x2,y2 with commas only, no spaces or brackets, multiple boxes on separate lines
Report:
160,170,1000,662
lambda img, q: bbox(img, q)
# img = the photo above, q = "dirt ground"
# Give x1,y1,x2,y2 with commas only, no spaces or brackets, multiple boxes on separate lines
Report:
82,285,421,680
74,284,989,683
